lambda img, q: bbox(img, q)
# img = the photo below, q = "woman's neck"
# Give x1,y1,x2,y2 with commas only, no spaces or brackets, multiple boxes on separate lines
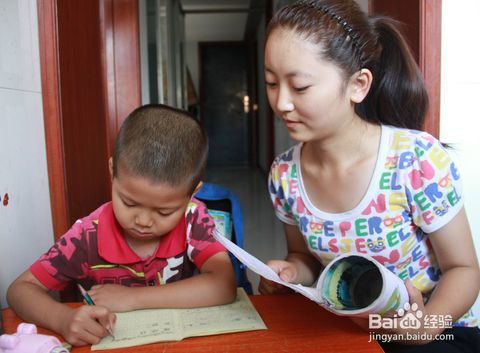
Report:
303,118,381,170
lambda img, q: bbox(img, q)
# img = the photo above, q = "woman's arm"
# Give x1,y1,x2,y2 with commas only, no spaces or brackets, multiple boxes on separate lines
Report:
259,223,321,294
352,207,480,344
424,207,480,330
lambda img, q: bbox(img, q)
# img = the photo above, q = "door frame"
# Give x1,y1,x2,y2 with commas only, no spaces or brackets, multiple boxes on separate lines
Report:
37,0,141,240
369,0,442,137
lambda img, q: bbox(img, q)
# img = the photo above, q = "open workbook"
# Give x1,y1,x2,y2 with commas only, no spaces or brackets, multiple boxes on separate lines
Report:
92,288,266,350
213,230,409,318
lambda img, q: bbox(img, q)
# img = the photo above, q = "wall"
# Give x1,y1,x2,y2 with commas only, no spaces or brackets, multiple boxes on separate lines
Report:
440,0,480,317
0,0,53,307
139,0,151,104
356,0,368,13
185,41,200,95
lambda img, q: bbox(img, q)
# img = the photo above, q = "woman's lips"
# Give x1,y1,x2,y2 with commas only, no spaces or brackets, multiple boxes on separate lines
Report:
284,119,300,128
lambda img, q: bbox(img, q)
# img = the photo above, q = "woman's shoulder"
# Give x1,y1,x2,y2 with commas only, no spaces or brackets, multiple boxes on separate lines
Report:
269,144,301,187
273,144,299,163
384,125,440,152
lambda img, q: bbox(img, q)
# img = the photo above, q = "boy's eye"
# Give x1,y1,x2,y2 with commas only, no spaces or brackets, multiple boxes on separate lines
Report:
157,210,174,216
122,200,135,207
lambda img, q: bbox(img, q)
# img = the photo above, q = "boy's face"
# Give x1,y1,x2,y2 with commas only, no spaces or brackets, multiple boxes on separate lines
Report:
110,159,198,244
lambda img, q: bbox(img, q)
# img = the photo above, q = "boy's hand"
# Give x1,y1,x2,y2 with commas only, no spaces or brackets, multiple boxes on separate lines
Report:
60,305,116,346
88,284,135,312
258,259,297,294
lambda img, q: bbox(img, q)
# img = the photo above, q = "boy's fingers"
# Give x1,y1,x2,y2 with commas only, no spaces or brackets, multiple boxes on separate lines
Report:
90,305,110,318
78,327,103,345
110,313,117,324
85,306,115,337
67,337,89,347
108,313,117,336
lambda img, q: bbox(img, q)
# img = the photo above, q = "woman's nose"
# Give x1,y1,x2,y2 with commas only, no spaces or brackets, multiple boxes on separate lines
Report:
275,88,294,113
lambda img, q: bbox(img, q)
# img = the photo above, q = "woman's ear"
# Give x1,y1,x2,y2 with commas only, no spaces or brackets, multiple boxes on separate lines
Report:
349,68,373,104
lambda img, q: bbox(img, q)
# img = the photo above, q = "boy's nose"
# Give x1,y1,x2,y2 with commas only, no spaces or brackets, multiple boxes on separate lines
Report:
135,212,153,228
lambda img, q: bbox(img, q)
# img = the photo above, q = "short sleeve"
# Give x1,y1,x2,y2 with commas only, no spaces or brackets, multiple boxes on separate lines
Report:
268,150,297,225
30,219,90,290
185,200,226,269
406,132,463,233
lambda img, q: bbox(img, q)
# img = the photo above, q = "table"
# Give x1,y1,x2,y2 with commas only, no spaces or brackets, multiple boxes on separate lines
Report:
1,293,384,352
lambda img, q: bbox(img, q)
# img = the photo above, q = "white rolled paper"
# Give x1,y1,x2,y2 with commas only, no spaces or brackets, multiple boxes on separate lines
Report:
213,230,409,318
316,254,409,317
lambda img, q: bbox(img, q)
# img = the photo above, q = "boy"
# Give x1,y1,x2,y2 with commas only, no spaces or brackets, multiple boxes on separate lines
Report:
7,104,237,347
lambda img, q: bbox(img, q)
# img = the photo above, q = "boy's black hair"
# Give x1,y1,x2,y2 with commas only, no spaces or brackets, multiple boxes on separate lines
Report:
112,104,208,194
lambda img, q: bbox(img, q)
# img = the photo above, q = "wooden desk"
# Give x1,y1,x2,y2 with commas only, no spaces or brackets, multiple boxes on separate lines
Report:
2,294,384,352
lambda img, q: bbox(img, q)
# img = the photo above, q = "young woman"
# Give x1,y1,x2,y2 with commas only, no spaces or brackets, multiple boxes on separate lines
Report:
260,1,480,352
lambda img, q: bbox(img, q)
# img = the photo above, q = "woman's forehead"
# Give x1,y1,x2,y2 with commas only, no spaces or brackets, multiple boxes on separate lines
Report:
265,29,336,74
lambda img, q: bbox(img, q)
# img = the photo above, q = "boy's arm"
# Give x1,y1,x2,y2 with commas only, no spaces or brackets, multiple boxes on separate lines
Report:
88,251,237,312
7,269,115,346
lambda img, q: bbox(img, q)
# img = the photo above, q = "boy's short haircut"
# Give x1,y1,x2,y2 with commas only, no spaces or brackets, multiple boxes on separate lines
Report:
112,104,208,194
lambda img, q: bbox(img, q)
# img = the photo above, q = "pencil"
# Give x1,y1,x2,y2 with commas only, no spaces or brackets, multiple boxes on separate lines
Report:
77,284,115,339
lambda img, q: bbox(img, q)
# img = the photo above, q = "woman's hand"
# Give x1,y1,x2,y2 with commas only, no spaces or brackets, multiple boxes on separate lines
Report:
88,284,136,312
258,259,297,294
350,279,436,345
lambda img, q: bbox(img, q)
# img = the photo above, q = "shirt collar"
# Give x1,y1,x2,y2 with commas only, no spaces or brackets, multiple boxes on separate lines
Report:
97,202,187,264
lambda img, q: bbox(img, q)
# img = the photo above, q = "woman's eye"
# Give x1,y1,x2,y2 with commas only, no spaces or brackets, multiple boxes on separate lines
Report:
122,200,135,207
265,81,277,88
294,86,310,92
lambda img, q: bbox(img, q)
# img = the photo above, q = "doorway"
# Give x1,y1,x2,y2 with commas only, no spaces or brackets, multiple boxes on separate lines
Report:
200,42,252,167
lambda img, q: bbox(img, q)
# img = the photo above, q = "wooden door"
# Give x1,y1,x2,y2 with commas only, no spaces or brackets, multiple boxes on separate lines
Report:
37,0,141,240
370,0,442,138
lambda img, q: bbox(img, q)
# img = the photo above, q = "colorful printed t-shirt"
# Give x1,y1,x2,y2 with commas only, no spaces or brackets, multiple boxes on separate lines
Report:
268,125,477,327
31,198,226,290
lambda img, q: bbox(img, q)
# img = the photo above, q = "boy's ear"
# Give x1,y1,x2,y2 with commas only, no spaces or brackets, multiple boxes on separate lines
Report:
192,181,203,196
349,68,372,104
108,157,114,179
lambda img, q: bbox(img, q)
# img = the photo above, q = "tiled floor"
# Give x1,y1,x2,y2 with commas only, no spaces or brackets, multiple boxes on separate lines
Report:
205,167,287,293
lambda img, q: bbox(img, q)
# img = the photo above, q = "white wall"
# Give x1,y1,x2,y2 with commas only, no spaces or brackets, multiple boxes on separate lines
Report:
139,0,151,105
355,0,368,13
440,0,480,318
185,41,200,96
0,0,54,308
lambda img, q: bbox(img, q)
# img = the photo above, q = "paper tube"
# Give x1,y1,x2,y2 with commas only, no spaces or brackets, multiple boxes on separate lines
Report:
317,254,409,317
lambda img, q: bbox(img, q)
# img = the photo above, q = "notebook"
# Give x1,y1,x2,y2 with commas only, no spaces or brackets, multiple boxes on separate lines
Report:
92,288,266,350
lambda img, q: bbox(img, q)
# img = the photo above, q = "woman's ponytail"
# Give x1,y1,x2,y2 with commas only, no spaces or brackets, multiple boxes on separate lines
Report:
358,17,428,130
